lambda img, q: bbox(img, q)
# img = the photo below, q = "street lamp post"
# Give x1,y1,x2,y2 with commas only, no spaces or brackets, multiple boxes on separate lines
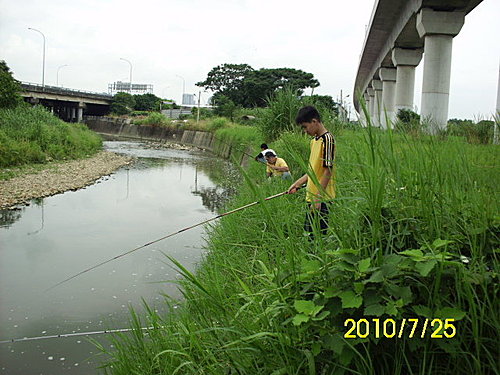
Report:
120,58,133,94
56,64,68,87
28,27,46,88
176,75,185,104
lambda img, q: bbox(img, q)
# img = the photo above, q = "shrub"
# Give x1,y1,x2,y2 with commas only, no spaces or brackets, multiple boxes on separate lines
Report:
207,117,228,132
448,119,494,144
133,112,168,127
0,105,102,167
394,109,423,135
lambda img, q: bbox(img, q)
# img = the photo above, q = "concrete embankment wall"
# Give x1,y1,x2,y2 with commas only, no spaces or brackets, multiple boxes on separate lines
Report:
84,116,252,167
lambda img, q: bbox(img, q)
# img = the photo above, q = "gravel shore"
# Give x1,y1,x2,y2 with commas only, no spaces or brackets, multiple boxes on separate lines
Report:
0,151,133,209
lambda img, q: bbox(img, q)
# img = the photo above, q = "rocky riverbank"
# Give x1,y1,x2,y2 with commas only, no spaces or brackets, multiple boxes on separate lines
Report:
0,151,133,209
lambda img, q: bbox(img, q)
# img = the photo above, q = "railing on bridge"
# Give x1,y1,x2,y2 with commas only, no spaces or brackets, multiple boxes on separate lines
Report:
20,82,113,101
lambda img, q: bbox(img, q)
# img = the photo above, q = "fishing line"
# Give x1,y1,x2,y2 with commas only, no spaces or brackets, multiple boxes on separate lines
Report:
0,327,159,345
47,188,300,291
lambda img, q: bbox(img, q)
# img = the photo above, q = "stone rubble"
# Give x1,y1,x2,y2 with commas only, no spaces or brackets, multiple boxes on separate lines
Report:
0,151,133,209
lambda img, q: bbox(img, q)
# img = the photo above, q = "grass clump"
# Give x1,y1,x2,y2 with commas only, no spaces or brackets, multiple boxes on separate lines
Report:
0,105,102,168
207,117,229,132
133,112,169,127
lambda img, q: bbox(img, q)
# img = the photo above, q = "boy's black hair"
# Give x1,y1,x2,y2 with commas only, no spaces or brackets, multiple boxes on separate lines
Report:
260,143,268,149
296,106,321,124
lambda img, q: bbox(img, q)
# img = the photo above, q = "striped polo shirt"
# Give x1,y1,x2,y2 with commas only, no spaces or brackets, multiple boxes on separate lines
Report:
306,131,336,202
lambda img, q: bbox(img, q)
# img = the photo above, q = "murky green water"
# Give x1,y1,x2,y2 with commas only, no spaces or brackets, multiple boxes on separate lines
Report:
0,141,237,374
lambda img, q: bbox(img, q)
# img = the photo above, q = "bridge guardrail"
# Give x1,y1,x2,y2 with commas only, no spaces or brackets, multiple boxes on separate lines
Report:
21,82,113,100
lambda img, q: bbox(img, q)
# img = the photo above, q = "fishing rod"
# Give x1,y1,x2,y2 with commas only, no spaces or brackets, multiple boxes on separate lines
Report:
47,188,300,291
0,327,158,345
208,132,271,166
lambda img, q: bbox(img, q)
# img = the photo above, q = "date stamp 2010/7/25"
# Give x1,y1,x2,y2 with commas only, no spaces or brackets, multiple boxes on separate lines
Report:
344,318,457,339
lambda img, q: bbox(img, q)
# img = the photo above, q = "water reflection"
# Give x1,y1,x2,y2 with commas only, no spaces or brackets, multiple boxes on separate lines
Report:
0,208,22,229
0,141,238,375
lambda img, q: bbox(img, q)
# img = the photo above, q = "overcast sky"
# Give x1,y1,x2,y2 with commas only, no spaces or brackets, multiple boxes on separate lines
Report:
1,0,498,119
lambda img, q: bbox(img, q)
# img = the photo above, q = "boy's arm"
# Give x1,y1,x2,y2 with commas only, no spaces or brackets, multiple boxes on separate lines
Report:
271,165,289,172
272,159,289,172
288,173,308,194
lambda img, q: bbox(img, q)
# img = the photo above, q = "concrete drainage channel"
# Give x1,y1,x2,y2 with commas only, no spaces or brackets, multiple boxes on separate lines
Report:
83,116,253,166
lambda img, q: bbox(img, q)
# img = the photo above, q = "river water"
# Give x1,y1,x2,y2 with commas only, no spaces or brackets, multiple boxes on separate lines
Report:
0,141,237,374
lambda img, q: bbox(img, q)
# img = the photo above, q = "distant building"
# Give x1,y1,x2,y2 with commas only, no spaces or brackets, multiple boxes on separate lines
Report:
108,81,153,95
182,93,195,106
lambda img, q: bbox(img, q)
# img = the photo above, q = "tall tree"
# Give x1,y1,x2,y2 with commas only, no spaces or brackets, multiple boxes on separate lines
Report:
133,93,161,111
111,92,135,115
196,63,253,105
242,68,320,107
197,64,320,108
0,60,22,108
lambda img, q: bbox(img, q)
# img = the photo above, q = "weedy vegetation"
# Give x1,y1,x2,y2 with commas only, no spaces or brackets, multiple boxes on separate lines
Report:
98,90,499,375
0,105,102,169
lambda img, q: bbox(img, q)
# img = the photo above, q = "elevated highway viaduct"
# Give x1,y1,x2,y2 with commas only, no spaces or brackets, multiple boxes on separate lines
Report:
20,82,112,122
354,0,483,132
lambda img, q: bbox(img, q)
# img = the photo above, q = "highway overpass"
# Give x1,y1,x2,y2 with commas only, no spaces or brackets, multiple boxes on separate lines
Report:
354,0,483,131
20,82,112,122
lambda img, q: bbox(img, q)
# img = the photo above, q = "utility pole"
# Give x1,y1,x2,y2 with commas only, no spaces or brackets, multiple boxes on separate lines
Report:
197,91,201,123
120,58,133,94
28,27,46,88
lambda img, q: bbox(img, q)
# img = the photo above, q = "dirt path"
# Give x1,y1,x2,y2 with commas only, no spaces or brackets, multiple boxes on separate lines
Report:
0,151,133,209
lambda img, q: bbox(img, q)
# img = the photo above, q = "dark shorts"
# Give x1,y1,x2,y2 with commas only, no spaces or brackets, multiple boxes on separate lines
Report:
304,202,330,237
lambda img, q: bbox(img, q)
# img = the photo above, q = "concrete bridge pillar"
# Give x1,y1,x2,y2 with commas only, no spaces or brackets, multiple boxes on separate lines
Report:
371,79,383,127
417,8,465,133
361,92,371,126
367,88,375,125
391,48,422,115
379,68,397,128
78,102,86,123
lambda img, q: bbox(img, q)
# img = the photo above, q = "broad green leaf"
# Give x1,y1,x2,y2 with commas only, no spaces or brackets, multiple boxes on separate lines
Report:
413,305,432,317
432,239,453,249
364,291,382,306
385,302,398,316
354,282,364,294
323,334,344,355
339,346,355,366
415,259,437,276
400,249,424,258
364,303,385,316
381,263,398,278
294,300,316,314
312,310,331,321
292,314,309,326
339,291,363,309
364,270,384,283
301,259,321,273
384,254,404,265
358,258,371,273
337,261,356,272
386,283,413,303
324,287,338,298
435,307,466,320
294,300,323,317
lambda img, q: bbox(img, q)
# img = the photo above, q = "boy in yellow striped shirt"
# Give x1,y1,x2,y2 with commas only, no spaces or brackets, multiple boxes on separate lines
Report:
288,106,335,238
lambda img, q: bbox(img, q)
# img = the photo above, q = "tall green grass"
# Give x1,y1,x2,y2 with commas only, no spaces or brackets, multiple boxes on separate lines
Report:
100,105,499,374
0,105,102,168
